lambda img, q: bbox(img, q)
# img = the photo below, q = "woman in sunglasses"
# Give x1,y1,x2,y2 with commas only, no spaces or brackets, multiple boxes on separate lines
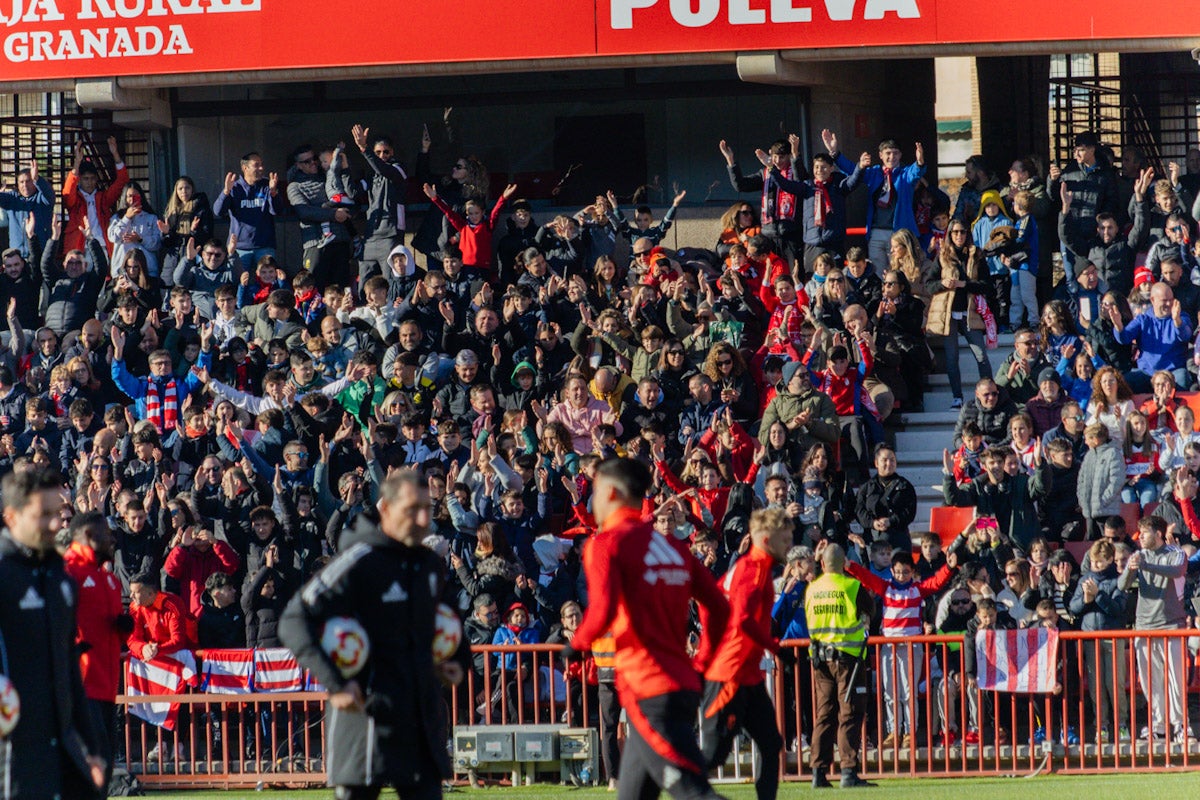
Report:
926,219,993,409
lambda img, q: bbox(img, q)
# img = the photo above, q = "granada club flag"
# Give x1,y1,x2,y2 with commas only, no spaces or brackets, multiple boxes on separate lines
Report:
199,649,254,694
253,648,303,692
975,628,1059,693
126,651,199,730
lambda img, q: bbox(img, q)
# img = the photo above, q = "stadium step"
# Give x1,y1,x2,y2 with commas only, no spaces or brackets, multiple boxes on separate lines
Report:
890,332,1017,530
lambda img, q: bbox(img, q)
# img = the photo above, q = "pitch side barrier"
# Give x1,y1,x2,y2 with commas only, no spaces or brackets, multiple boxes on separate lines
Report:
115,633,1200,788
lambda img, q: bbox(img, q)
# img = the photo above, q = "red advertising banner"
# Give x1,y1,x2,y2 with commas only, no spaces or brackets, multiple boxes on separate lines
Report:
1,0,1198,83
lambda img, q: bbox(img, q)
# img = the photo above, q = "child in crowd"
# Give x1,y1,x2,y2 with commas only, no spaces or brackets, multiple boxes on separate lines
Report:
1005,190,1040,330
843,546,957,749
972,190,1014,327
424,182,516,280
1122,410,1160,508
951,422,986,485
925,207,950,260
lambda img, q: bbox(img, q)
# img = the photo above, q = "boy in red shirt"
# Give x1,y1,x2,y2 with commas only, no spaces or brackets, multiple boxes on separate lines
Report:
423,182,516,281
701,508,792,800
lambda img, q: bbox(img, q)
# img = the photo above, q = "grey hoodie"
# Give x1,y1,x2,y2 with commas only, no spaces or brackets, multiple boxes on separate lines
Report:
1118,543,1187,630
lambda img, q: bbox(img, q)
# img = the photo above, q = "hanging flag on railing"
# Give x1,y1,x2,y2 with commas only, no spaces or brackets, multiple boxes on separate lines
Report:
976,628,1059,693
126,652,199,730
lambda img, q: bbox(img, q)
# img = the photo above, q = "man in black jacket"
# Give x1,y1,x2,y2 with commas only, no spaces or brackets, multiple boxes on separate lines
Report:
280,470,467,799
351,124,408,285
952,378,1018,448
0,468,106,797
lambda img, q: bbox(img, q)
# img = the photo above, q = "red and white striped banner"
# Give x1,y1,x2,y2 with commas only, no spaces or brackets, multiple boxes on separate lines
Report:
127,652,199,730
976,628,1059,694
253,648,303,692
199,649,254,695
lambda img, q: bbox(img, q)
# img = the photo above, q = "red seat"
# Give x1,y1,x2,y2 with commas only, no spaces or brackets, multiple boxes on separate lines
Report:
928,506,976,548
1118,502,1142,536
1064,541,1091,565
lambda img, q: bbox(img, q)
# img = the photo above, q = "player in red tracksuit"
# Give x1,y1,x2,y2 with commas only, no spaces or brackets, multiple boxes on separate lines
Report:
566,458,731,800
701,508,792,800
62,511,131,790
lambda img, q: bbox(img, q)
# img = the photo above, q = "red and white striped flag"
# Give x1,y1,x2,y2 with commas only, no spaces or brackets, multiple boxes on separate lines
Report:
199,649,254,694
253,648,303,692
976,628,1059,693
126,651,199,730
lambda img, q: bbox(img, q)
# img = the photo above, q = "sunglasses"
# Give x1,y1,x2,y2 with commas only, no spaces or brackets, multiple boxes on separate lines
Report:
296,157,317,165
1005,571,1021,578
717,359,733,366
950,598,971,606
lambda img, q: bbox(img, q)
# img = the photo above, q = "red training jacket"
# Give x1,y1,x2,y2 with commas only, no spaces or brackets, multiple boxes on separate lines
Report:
705,545,778,687
129,590,196,660
573,505,730,702
63,542,126,701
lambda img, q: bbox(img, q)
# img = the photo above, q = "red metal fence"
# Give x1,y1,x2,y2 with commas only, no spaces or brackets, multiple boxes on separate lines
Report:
117,631,1200,788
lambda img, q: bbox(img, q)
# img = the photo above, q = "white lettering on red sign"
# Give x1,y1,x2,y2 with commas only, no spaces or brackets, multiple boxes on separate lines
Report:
610,0,920,29
3,0,259,62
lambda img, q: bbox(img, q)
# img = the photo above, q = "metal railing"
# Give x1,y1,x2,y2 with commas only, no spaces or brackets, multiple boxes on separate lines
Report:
114,631,1200,788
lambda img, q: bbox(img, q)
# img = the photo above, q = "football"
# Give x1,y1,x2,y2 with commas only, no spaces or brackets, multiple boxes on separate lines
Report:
432,603,463,664
0,674,19,738
321,616,370,678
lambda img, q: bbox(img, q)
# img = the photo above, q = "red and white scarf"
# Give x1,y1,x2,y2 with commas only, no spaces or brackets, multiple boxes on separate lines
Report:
813,181,832,227
877,168,894,208
974,295,998,349
145,377,180,433
762,166,797,223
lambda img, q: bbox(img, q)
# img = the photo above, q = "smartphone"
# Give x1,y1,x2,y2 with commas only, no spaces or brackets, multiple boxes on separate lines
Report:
976,516,998,531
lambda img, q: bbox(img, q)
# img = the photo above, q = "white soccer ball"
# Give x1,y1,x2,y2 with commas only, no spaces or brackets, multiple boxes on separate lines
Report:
321,616,370,678
432,603,463,665
0,674,19,738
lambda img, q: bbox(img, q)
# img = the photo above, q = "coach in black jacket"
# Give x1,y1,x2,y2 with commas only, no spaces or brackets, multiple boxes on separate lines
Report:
280,471,468,795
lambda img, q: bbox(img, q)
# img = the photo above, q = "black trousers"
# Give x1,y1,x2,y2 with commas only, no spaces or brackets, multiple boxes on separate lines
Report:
618,691,720,800
334,772,442,800
599,681,622,781
700,680,782,800
87,699,117,792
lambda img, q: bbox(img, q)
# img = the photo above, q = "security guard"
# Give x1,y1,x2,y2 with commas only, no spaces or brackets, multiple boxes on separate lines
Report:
805,542,874,789
591,632,621,789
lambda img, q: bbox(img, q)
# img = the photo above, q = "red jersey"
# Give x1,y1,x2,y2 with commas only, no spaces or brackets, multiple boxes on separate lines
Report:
756,253,793,313
63,542,126,701
432,194,506,272
129,590,196,660
705,546,778,686
572,505,730,703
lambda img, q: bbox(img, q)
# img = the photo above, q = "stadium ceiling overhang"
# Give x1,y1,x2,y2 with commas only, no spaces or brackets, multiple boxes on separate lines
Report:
1,0,1199,93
